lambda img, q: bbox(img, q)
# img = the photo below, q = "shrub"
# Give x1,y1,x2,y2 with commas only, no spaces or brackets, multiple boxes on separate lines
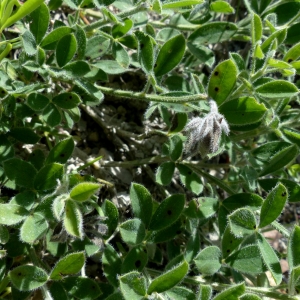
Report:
0,0,299,299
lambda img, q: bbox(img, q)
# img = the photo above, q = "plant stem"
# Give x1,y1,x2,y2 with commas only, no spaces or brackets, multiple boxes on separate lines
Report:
146,268,299,300
84,4,148,32
96,85,207,103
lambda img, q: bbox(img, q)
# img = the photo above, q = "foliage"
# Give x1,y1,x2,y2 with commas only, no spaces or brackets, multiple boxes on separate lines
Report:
0,0,299,299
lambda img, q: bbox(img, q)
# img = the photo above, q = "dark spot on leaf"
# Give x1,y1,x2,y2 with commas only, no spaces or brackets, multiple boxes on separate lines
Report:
227,249,230,253
176,230,181,234
60,153,65,157
135,260,141,268
18,272,22,276
167,210,172,215
91,285,96,290
69,95,72,99
1,90,5,94
140,43,144,49
143,249,147,253
154,63,157,68
230,240,232,244
214,71,219,76
188,171,192,175
225,25,230,30
242,113,244,116
282,192,287,197
288,58,293,63
214,87,219,92
169,105,173,109
253,225,256,229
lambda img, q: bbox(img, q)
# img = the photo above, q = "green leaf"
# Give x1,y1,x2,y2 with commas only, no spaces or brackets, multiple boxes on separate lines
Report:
252,13,262,43
120,218,146,246
22,30,37,56
149,194,185,231
210,0,234,13
122,246,148,274
0,0,44,32
112,19,133,38
162,0,203,9
255,80,298,98
74,25,86,60
102,200,119,239
230,52,245,71
222,226,243,258
52,194,67,221
56,33,77,67
258,178,300,203
20,213,48,244
62,277,102,300
119,271,147,299
34,163,64,191
0,204,28,225
169,135,183,161
219,96,267,125
46,137,75,164
225,244,266,274
0,135,14,162
156,161,175,185
286,22,300,44
85,35,110,59
169,113,188,134
288,225,300,269
197,284,212,300
147,260,188,294
177,165,203,194
112,42,130,69
289,265,300,296
256,233,282,285
184,198,218,221
252,141,291,163
63,199,83,238
208,59,237,105
0,225,9,244
74,79,104,105
259,144,298,176
27,93,49,111
259,183,288,228
284,42,300,63
41,26,73,49
130,183,153,228
135,31,154,74
9,127,40,144
70,182,100,202
102,244,122,287
213,283,245,300
9,265,48,292
240,294,262,300
42,103,62,127
228,208,257,238
194,246,221,276
154,34,186,77
188,22,237,45
29,3,50,44
50,252,85,280
147,219,182,243
3,158,37,188
94,60,127,74
166,286,196,300
63,61,90,77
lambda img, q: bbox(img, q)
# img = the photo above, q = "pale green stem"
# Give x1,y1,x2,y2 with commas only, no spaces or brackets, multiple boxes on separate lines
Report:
84,4,148,32
77,155,103,172
96,85,207,103
150,21,199,31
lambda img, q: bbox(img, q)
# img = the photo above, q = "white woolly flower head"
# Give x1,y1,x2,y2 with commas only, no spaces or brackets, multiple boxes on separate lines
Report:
184,100,230,157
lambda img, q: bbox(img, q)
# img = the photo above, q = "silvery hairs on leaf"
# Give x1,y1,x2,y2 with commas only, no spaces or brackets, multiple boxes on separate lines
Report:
184,100,230,158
